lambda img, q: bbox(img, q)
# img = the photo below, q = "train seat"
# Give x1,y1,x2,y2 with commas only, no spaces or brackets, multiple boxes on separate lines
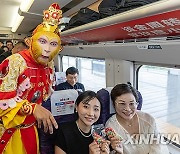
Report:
39,89,78,154
96,87,115,125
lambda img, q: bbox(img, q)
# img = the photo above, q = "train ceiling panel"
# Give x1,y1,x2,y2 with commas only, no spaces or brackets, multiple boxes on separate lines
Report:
0,0,93,34
62,40,180,66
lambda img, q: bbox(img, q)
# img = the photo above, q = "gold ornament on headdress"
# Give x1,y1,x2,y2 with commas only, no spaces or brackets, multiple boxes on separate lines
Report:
32,3,62,36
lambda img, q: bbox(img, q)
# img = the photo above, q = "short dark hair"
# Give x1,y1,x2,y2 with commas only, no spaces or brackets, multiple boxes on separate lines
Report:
15,41,28,48
66,67,79,76
6,40,13,45
111,83,138,106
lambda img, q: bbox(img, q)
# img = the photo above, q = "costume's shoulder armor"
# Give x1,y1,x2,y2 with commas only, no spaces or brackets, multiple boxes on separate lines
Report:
0,54,27,92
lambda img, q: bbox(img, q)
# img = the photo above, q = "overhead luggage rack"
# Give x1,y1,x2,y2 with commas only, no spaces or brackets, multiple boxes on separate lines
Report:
61,0,180,44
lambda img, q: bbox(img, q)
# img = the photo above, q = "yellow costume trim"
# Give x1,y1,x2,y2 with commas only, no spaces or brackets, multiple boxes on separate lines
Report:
3,129,26,154
1,100,28,129
20,102,33,115
0,54,27,92
3,125,39,154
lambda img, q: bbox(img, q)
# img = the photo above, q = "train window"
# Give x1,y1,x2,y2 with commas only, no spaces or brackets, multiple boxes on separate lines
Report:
62,56,106,92
62,56,76,71
138,65,180,128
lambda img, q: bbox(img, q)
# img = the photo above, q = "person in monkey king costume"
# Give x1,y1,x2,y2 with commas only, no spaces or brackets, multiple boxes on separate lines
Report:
0,3,63,154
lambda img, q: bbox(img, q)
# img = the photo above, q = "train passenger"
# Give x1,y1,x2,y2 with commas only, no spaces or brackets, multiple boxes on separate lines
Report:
0,41,28,63
56,66,85,92
0,46,11,63
6,40,14,51
0,3,63,154
54,90,110,154
105,83,169,154
12,41,28,54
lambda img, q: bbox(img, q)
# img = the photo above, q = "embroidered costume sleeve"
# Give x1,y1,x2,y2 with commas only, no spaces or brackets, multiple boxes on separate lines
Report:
0,54,33,127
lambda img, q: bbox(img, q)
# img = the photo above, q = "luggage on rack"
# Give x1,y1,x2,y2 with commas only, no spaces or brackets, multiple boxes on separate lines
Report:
63,7,100,31
98,0,159,18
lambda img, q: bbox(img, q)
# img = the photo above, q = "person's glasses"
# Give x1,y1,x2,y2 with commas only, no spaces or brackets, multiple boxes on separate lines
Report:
115,101,138,109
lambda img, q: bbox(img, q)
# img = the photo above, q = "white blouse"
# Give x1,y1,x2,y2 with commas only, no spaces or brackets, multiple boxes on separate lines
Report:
105,111,169,154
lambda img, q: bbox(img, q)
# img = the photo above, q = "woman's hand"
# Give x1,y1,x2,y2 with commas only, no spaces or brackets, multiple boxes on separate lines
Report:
100,140,110,154
109,135,123,154
89,141,101,154
33,104,58,134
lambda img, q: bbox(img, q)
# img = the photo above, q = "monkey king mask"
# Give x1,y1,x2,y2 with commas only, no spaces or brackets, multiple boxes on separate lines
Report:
30,3,63,65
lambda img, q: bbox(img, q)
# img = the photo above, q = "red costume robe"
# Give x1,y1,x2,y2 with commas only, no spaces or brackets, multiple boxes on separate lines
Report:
0,49,54,154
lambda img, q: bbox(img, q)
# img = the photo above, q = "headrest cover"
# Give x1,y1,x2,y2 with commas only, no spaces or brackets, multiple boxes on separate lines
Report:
32,3,62,36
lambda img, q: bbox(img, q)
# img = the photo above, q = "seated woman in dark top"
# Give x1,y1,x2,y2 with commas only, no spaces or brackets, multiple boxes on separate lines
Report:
54,90,110,154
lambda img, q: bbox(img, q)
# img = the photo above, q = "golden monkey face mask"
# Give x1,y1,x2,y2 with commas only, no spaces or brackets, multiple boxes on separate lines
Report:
30,3,63,65
30,31,62,65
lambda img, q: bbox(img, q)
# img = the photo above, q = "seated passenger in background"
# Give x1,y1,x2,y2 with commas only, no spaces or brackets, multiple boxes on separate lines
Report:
106,83,169,154
0,46,10,63
12,41,28,54
55,90,110,154
56,66,85,92
0,41,14,62
0,41,28,63
6,40,14,51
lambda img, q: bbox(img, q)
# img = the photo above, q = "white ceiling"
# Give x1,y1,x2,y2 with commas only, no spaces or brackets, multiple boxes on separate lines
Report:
0,0,74,34
17,0,72,33
0,0,22,30
0,0,98,34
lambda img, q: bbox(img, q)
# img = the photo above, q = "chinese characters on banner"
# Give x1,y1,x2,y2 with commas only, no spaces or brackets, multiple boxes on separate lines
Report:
122,17,180,38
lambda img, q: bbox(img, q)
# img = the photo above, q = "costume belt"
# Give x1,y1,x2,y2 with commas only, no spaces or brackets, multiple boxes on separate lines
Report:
15,122,35,129
0,122,35,153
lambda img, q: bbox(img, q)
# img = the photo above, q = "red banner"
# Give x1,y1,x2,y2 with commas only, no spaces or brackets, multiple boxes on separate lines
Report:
62,9,180,44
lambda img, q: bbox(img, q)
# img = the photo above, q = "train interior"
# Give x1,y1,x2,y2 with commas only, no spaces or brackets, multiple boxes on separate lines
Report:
0,0,180,153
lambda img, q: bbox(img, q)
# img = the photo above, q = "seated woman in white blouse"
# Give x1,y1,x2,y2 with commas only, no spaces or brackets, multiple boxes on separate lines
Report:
106,83,169,154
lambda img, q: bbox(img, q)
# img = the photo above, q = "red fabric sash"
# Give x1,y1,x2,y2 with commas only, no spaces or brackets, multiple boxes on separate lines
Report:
0,128,16,153
21,125,38,154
